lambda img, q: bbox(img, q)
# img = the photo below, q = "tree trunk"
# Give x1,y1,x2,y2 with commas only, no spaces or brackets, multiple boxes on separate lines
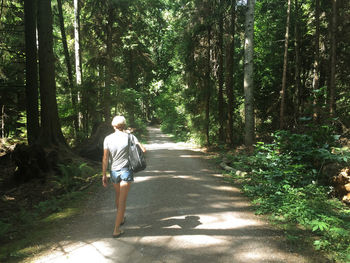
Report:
0,0,4,21
104,6,113,122
243,0,255,147
225,0,236,146
128,50,136,126
1,105,4,138
217,0,225,143
74,0,83,130
294,0,301,122
280,0,291,129
24,0,40,145
329,0,337,117
312,0,320,120
205,26,211,146
57,0,79,135
37,0,66,146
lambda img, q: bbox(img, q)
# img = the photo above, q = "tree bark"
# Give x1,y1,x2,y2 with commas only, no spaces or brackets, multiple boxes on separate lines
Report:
104,6,114,123
37,0,66,146
226,0,236,145
312,0,320,120
243,0,255,147
225,0,236,146
280,0,291,129
205,26,211,146
74,0,83,129
24,0,40,145
294,0,301,121
217,0,225,143
1,105,4,138
57,0,79,135
329,0,337,117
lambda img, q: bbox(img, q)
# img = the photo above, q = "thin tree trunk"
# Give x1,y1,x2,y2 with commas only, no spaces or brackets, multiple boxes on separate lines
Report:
217,0,225,142
225,0,236,146
205,26,211,146
312,0,320,120
24,0,40,144
1,105,4,138
103,7,113,122
57,0,79,135
0,0,4,21
329,0,337,116
37,0,66,145
74,0,83,129
280,0,291,129
294,0,301,122
244,0,255,147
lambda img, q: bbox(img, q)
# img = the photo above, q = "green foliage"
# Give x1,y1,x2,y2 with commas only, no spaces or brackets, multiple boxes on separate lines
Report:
0,220,11,237
55,163,95,193
228,130,350,262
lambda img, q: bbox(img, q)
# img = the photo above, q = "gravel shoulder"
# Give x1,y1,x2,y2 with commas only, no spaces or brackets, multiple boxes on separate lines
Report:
31,127,330,263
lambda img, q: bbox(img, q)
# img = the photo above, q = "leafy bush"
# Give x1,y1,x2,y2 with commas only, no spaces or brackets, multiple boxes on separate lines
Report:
228,130,350,262
56,163,95,193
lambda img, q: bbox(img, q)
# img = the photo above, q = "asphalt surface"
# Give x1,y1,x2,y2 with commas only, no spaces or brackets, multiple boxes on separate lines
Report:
34,127,329,263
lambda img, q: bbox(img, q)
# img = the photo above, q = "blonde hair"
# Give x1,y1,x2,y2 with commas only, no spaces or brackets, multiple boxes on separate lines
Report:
111,116,126,130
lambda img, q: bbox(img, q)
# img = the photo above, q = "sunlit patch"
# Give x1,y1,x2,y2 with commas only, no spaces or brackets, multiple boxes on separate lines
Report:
195,214,260,229
142,170,177,174
179,154,203,158
233,244,305,262
42,208,79,223
35,240,115,263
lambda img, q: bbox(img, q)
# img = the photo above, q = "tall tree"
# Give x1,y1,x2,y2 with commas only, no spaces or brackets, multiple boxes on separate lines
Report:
217,0,225,142
24,0,39,144
57,0,79,135
329,0,337,116
280,0,291,129
37,0,66,145
243,0,255,147
74,0,83,128
205,25,211,146
225,0,236,145
103,4,114,122
294,0,301,120
312,0,320,120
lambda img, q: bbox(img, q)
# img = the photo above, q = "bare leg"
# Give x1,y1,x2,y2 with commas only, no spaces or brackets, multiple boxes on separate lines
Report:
113,181,131,235
114,183,120,209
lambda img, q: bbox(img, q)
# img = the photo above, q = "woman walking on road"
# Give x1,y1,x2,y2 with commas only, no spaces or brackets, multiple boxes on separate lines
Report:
102,116,146,238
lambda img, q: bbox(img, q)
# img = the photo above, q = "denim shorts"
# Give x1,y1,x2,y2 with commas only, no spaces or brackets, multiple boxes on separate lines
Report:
110,168,134,184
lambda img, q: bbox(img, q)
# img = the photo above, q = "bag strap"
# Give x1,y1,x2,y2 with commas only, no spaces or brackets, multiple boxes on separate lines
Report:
128,133,131,149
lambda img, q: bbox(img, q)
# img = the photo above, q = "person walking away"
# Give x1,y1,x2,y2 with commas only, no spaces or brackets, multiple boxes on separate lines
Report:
102,116,146,237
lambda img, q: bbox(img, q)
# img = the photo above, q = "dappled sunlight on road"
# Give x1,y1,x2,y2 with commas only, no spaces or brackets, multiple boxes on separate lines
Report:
32,127,326,263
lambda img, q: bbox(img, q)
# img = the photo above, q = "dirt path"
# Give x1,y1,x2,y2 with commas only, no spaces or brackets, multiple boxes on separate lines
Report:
33,127,328,263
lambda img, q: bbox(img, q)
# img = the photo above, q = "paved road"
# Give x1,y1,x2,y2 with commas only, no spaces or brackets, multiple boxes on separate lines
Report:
34,127,327,263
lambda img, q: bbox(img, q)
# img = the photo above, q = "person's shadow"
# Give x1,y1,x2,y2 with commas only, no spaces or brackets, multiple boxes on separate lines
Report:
156,216,202,229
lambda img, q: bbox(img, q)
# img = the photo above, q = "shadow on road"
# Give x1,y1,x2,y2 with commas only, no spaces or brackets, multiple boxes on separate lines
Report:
33,127,331,263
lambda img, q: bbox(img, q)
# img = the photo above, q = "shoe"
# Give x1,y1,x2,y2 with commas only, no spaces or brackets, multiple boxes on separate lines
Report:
121,217,126,225
112,230,124,238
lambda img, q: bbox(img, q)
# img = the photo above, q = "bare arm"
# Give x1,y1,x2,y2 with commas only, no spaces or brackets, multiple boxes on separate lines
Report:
102,149,109,187
137,142,146,153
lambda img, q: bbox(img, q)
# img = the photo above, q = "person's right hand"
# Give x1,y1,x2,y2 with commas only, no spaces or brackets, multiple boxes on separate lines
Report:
102,175,108,188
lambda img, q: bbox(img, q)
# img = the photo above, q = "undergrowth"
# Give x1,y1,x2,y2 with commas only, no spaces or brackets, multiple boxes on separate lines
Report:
0,162,99,262
227,129,350,262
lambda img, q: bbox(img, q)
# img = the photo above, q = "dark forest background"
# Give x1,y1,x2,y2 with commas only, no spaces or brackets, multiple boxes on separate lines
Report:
1,0,350,261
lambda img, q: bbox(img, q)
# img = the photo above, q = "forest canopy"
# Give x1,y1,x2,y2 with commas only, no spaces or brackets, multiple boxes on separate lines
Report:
0,0,349,147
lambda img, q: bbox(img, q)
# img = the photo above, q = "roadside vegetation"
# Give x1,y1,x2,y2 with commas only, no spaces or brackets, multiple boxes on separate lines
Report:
219,126,350,263
0,158,100,262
